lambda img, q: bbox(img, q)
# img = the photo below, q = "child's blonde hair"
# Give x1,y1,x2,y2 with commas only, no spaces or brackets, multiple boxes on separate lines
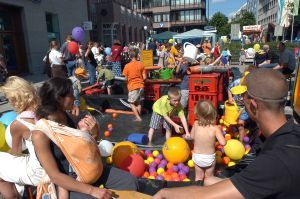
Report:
194,100,216,126
168,87,181,98
0,76,39,113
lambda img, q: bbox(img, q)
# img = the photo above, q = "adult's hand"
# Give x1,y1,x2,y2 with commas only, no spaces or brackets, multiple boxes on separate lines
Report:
89,187,112,199
78,115,98,137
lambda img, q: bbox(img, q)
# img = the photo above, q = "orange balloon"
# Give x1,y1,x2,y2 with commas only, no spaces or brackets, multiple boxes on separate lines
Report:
104,131,110,137
107,124,113,129
223,156,231,165
162,137,190,164
112,113,118,118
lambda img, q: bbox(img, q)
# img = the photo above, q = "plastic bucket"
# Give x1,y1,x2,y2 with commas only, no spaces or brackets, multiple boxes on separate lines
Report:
183,42,197,63
127,133,149,145
224,100,239,125
159,68,174,80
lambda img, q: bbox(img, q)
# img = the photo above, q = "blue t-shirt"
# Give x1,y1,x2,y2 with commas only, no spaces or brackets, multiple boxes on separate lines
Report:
179,63,189,90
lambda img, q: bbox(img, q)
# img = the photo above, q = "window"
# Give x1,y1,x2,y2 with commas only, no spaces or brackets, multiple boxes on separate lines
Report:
154,14,161,22
163,14,170,22
45,12,60,43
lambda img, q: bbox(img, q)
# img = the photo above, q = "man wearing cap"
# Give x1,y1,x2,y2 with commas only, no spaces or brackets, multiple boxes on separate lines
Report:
154,68,300,199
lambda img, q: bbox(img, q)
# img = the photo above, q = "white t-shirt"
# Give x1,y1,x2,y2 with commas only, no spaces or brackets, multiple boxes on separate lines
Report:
91,47,99,56
49,49,63,66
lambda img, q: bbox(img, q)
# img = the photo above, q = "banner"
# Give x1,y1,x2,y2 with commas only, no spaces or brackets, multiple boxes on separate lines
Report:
141,50,153,68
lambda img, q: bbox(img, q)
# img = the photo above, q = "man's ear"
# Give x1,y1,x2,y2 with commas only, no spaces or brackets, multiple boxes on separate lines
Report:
249,99,258,115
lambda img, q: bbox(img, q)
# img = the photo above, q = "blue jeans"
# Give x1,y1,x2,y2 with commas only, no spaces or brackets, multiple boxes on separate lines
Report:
259,63,278,68
87,63,96,85
66,60,76,77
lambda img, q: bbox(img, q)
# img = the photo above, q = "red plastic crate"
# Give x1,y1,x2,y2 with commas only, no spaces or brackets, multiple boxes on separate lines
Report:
189,73,220,93
188,92,218,109
144,84,160,101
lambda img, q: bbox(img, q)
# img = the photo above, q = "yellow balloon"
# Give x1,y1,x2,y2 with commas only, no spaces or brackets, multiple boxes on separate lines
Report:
222,37,228,43
253,44,260,52
0,122,9,152
162,137,190,164
224,139,245,160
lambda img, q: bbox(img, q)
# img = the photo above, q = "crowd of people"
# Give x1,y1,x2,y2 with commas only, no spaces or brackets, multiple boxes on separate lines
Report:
0,32,299,198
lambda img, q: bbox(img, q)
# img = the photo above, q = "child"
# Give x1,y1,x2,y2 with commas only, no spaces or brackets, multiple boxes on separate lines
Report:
239,48,246,65
147,87,190,145
122,49,146,121
97,66,115,95
69,72,83,116
228,66,255,142
191,100,226,181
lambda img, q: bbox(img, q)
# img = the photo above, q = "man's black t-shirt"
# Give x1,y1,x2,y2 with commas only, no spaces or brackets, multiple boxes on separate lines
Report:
265,50,279,63
230,119,300,199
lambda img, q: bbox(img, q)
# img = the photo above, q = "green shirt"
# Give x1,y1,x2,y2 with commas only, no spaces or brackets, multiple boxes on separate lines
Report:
98,68,114,80
153,95,184,117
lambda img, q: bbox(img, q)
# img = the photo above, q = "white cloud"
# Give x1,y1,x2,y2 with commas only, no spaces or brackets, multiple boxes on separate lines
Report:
212,0,226,3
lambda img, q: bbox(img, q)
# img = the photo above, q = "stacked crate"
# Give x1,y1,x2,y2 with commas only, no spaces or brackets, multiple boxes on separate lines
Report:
188,73,222,126
144,84,160,101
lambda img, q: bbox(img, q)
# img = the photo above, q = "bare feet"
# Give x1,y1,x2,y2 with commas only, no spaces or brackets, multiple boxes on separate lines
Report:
134,118,142,122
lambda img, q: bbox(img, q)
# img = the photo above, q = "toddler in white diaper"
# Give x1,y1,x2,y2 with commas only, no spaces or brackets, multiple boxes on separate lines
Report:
191,100,226,181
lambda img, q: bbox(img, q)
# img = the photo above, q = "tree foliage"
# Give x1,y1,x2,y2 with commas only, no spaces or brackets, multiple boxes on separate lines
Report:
234,11,256,28
208,12,230,36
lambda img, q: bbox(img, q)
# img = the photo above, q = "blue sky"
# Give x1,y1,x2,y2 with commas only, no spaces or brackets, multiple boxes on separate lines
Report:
208,0,247,19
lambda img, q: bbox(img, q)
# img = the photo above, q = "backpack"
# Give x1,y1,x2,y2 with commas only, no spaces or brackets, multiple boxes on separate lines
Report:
35,119,103,199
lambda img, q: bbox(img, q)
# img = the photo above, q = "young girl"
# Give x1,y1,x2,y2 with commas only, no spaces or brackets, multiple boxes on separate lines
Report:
191,100,226,181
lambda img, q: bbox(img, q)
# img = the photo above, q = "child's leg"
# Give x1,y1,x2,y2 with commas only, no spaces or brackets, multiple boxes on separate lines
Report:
148,128,155,145
130,103,142,121
194,164,205,181
163,120,172,141
238,121,246,142
107,87,112,95
204,160,216,178
137,102,142,115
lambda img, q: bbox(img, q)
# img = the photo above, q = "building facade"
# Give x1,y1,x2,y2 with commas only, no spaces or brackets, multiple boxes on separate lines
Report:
230,3,248,22
0,0,89,75
246,0,258,23
89,0,151,46
132,0,207,33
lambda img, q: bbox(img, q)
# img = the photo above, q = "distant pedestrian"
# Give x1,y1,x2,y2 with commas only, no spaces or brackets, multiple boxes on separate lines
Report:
111,40,123,77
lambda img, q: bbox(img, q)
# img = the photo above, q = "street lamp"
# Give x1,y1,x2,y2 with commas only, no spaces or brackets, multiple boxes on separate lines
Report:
144,26,148,41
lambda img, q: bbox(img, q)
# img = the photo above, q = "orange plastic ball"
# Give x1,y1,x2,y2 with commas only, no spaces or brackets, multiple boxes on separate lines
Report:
112,141,139,168
104,131,110,137
167,162,174,170
112,113,118,118
107,123,113,129
143,171,150,178
223,156,231,165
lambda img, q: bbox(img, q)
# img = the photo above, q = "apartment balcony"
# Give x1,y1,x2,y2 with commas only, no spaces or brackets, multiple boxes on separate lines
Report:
170,19,207,26
139,5,171,14
171,1,206,11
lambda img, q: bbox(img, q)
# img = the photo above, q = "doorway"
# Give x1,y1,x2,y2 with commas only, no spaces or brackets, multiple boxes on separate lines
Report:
0,4,28,74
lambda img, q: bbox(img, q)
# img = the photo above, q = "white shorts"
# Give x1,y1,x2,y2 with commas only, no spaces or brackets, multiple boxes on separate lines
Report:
192,152,216,168
0,152,45,186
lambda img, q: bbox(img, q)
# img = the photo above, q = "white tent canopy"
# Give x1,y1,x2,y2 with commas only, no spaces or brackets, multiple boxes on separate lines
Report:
173,29,216,45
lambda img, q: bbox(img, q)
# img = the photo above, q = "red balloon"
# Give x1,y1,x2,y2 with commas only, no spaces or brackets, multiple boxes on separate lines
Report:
120,154,145,177
67,41,79,55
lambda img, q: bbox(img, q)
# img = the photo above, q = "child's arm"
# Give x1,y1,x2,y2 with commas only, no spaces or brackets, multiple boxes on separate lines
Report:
190,123,196,139
179,115,190,136
163,116,182,133
228,89,234,104
215,126,226,146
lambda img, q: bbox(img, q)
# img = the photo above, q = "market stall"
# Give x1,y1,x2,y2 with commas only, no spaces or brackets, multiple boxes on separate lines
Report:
173,29,216,46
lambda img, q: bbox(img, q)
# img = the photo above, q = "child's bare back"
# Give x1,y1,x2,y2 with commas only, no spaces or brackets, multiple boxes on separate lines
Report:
192,122,223,155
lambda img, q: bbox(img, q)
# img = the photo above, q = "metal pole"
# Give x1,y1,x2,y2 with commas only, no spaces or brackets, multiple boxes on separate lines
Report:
291,14,294,43
140,0,142,13
207,0,209,21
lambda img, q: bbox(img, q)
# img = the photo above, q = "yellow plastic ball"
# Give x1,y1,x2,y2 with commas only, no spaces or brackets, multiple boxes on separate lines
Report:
225,134,232,141
162,137,190,164
228,161,236,167
157,168,165,175
183,178,191,182
106,156,113,164
152,150,159,157
144,160,150,165
187,160,194,168
219,119,224,124
147,157,154,163
224,140,245,160
148,176,155,180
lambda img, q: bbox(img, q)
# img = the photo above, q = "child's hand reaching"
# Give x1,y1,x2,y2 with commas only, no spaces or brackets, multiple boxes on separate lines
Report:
78,115,98,135
174,124,183,134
